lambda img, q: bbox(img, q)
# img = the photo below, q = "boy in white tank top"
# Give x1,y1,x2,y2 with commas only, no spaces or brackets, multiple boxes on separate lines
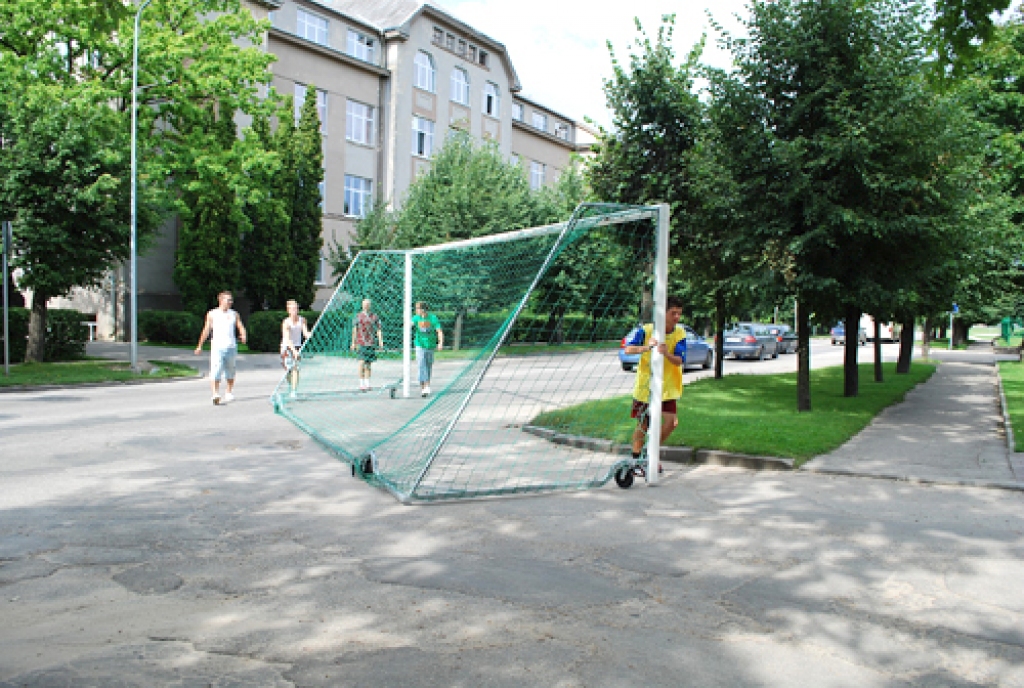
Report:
195,291,248,405
280,299,312,397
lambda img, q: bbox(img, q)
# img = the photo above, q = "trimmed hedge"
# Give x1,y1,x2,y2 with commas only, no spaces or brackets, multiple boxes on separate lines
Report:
139,310,203,346
247,310,321,352
0,307,87,361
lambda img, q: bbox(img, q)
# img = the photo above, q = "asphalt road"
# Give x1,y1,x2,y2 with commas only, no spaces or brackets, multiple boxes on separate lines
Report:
1,340,1022,686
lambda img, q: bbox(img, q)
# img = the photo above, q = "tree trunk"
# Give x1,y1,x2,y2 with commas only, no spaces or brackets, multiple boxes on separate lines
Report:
844,306,860,397
26,290,49,362
952,320,969,348
873,318,883,383
921,317,932,359
714,289,725,380
939,322,947,340
896,317,914,374
797,299,811,412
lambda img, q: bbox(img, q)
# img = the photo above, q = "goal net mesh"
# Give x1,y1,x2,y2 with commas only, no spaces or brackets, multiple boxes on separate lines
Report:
272,203,663,502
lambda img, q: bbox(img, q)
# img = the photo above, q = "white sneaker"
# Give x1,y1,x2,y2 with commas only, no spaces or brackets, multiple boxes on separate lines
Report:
224,392,235,403
289,391,297,400
421,388,428,397
212,394,221,405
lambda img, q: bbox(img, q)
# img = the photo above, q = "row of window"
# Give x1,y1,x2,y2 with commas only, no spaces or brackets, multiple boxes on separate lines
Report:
431,26,489,68
511,103,571,140
293,8,377,64
414,51,501,117
293,83,377,146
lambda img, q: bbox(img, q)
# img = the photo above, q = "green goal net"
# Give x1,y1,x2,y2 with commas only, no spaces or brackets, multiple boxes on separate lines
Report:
272,202,670,502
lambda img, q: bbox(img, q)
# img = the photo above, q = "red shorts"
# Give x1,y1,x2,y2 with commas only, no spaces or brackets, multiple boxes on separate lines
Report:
631,399,678,420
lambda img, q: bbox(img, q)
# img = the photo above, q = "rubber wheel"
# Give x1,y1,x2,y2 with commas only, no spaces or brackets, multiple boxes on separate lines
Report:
361,456,374,475
390,387,396,399
614,467,634,489
702,352,713,369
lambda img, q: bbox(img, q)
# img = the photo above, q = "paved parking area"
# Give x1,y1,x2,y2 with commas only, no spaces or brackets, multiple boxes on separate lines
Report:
2,358,1023,686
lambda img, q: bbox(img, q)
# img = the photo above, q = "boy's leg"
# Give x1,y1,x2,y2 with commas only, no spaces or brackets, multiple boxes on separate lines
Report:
630,399,648,454
224,350,237,394
660,412,678,442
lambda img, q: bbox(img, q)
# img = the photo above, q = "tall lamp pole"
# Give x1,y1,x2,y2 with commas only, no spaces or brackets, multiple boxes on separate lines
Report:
130,0,153,372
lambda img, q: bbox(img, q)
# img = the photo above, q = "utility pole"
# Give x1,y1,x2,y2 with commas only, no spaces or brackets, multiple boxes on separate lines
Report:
130,0,153,372
2,220,10,376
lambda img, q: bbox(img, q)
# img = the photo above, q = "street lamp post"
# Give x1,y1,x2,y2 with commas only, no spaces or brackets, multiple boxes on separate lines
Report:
130,0,153,372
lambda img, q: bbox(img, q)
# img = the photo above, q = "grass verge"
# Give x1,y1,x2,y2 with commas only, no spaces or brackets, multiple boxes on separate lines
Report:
531,362,937,467
142,341,252,353
0,359,197,388
998,361,1024,452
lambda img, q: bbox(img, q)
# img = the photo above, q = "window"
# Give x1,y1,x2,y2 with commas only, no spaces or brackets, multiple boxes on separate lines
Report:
457,39,467,56
346,100,375,145
479,50,488,67
412,117,435,157
433,27,444,43
294,83,328,133
346,29,375,63
450,68,469,105
530,161,545,190
296,9,328,46
318,180,325,209
446,33,455,51
555,123,569,140
414,51,435,92
468,46,477,63
512,103,524,121
344,175,373,217
532,112,547,131
483,82,500,117
316,251,329,285
510,153,520,166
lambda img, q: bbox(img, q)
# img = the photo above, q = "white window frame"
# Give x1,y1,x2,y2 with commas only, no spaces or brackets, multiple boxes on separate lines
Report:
414,51,435,92
294,83,328,134
483,82,500,117
512,103,524,122
450,67,470,106
296,8,328,46
316,251,329,285
344,175,373,218
346,99,375,145
346,29,375,63
530,161,545,190
412,117,435,158
532,112,548,132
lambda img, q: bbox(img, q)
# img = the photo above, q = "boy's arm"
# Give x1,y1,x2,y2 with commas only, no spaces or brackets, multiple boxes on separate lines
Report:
436,324,444,350
236,315,247,344
377,319,384,348
663,338,685,367
623,327,650,355
194,312,212,354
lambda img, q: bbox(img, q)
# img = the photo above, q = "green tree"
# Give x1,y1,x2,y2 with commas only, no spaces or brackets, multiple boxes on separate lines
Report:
0,0,275,353
173,105,249,315
288,85,325,309
240,109,292,310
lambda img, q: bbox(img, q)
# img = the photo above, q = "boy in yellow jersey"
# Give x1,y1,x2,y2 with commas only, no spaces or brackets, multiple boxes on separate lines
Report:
622,296,687,470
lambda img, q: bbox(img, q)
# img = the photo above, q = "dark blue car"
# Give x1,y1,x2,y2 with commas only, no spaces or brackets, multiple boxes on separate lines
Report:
618,325,714,372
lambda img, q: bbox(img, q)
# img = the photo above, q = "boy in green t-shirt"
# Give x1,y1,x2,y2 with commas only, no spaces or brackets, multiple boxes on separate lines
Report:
411,301,444,397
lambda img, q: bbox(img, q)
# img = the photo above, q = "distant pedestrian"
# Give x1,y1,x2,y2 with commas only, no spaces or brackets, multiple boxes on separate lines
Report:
351,298,383,391
411,301,443,397
195,291,247,405
280,300,312,398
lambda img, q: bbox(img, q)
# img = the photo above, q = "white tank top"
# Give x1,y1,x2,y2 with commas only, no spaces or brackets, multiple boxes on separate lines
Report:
210,309,238,350
285,316,305,348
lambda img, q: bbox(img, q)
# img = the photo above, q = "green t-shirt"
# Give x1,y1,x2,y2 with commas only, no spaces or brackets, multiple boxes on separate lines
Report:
411,313,441,349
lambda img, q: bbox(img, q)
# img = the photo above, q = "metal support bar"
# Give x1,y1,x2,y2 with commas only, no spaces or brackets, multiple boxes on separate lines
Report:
130,0,153,373
403,251,412,398
647,203,671,486
2,220,10,377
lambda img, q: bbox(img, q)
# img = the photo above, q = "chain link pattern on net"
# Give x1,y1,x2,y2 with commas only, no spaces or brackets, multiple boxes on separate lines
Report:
272,203,660,502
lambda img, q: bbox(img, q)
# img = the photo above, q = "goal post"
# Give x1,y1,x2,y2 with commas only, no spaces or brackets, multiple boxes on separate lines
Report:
272,202,671,502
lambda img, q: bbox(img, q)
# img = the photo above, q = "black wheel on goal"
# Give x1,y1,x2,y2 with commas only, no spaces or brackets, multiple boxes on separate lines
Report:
615,466,635,489
390,387,396,399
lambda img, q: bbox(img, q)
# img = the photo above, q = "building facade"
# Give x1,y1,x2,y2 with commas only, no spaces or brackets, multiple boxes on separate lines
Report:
42,0,586,338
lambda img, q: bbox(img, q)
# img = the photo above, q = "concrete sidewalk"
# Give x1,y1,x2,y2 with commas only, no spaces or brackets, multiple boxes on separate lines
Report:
86,341,284,373
805,360,1021,488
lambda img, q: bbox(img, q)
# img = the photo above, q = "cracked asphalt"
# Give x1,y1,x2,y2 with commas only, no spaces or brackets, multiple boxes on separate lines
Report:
2,360,1024,687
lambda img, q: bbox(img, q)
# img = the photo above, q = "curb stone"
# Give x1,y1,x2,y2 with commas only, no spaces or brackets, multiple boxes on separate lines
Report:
0,371,203,394
521,425,1024,492
996,368,1016,454
521,425,793,470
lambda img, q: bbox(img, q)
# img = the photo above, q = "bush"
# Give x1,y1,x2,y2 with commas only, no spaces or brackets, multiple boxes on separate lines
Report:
0,307,89,362
247,310,320,352
1,307,29,362
139,310,203,346
45,309,88,360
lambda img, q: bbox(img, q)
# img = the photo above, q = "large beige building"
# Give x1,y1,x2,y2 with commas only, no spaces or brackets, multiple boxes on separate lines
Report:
43,0,587,337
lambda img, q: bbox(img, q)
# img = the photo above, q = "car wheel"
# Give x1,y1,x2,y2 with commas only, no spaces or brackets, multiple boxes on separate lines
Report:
703,352,713,369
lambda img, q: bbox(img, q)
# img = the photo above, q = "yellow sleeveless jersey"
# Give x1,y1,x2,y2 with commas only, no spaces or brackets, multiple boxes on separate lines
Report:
630,324,686,402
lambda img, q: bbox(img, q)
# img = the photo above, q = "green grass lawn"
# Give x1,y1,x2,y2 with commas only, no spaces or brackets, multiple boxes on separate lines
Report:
0,359,197,387
142,341,252,353
531,362,937,466
995,335,1023,348
998,361,1024,452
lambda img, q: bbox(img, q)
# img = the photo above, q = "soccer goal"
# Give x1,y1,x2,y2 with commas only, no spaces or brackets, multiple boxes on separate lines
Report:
271,202,671,502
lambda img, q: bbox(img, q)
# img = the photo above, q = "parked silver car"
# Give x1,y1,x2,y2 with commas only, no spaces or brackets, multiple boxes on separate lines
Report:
722,323,780,360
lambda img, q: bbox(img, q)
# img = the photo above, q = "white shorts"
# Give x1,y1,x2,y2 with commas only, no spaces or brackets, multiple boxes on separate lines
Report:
211,347,237,381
